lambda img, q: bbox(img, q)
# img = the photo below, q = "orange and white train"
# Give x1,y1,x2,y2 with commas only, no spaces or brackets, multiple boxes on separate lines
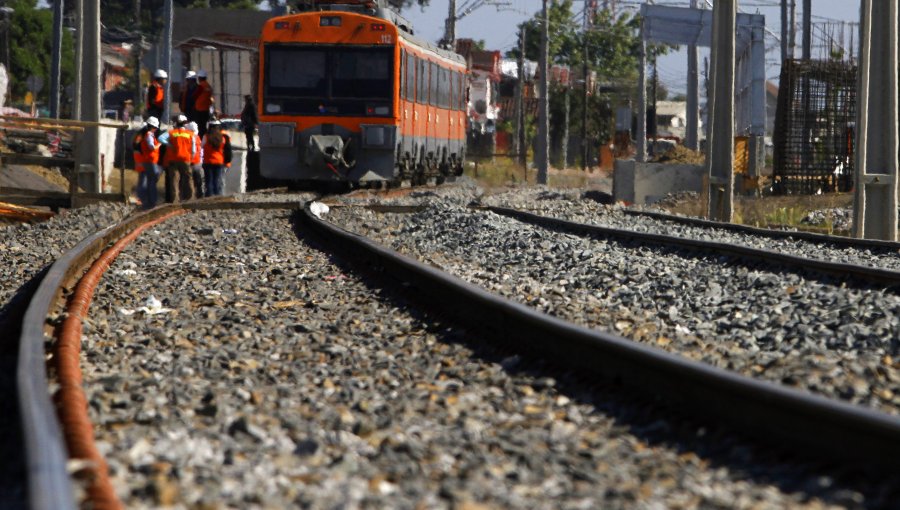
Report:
257,2,467,185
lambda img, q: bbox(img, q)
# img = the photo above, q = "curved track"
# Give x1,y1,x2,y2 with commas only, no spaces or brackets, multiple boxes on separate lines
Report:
15,195,900,508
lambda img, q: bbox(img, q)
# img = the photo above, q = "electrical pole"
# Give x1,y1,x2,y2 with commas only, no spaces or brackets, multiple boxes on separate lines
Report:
562,83,569,169
780,0,789,64
50,0,63,118
73,0,83,119
705,0,736,222
443,0,456,48
789,0,796,59
516,25,526,169
78,0,101,192
162,0,173,123
802,0,811,59
686,0,699,151
537,0,549,184
133,0,142,116
637,18,647,162
581,0,590,170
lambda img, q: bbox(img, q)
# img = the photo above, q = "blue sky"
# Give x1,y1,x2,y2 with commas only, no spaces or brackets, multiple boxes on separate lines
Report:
398,0,860,94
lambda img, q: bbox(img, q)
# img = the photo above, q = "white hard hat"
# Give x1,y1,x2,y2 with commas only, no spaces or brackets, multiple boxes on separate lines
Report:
153,69,167,79
176,114,188,124
208,118,222,126
197,70,207,79
185,70,197,80
146,116,160,128
187,121,198,133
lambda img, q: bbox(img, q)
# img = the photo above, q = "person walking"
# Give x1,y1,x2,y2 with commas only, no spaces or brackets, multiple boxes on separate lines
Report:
163,114,195,202
146,70,167,120
132,117,162,209
202,119,233,196
194,70,214,137
187,121,204,198
180,70,198,122
240,95,258,151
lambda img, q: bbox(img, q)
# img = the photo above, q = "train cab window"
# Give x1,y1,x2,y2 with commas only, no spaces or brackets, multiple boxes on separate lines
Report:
266,46,327,97
332,48,393,99
459,73,466,111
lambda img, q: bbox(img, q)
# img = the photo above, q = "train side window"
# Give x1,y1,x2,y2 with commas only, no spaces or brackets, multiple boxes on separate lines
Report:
429,62,437,107
448,70,454,111
417,58,427,105
400,49,406,100
441,68,450,109
406,51,416,102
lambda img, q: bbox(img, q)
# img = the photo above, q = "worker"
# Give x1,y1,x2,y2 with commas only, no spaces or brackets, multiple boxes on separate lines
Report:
180,70,198,121
187,121,204,198
240,95,258,151
146,70,167,120
194,70,215,137
202,119,233,196
163,114,195,202
132,116,161,209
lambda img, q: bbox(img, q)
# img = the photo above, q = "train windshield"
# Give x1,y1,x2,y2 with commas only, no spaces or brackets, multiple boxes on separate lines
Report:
265,45,394,115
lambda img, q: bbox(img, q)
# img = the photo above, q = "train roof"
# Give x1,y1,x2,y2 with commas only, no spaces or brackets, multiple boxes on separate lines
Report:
268,3,465,66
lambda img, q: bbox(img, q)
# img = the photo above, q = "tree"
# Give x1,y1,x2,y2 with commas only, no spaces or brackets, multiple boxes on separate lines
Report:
6,0,75,103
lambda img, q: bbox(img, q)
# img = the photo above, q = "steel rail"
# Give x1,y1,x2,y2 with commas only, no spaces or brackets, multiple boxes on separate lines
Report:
17,199,301,510
622,208,900,250
298,203,900,470
483,206,900,287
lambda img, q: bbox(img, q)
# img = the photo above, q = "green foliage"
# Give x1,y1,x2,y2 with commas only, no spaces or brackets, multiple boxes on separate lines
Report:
6,0,75,102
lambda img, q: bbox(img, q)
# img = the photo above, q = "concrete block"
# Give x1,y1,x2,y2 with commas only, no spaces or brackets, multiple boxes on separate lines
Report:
613,160,704,204
223,149,247,195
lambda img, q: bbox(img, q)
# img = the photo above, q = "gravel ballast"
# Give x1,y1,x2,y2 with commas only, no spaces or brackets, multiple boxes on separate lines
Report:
73,207,897,508
328,188,900,417
0,202,132,508
482,188,900,271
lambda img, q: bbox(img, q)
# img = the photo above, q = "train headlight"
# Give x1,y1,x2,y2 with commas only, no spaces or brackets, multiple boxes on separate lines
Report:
365,104,390,116
265,103,282,114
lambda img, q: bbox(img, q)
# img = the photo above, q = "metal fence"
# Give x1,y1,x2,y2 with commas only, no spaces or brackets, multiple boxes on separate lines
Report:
772,59,857,194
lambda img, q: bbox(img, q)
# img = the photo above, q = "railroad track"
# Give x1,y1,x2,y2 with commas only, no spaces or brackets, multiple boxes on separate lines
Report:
13,190,900,508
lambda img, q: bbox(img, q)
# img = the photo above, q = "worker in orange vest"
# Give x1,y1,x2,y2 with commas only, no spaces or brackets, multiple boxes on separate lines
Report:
162,114,196,202
187,121,204,198
132,116,161,209
202,119,233,196
146,70,167,120
194,70,214,137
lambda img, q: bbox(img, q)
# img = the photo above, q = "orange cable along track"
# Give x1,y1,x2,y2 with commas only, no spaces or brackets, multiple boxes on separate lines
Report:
53,209,186,510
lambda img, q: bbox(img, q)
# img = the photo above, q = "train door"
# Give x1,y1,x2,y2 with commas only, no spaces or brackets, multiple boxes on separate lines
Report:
401,49,415,163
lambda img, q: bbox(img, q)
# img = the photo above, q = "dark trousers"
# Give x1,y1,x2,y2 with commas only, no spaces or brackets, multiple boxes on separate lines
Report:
244,128,256,150
166,162,194,203
194,111,211,138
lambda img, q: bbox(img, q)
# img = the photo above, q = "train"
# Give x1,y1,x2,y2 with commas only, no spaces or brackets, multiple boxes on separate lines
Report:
257,1,467,186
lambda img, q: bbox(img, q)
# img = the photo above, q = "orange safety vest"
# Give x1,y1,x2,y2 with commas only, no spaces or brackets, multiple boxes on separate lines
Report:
202,133,231,166
147,82,164,110
191,133,202,165
166,128,195,164
133,131,160,167
194,80,213,111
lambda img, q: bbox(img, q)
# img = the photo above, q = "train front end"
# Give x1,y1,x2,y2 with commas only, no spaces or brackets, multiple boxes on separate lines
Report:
257,10,400,183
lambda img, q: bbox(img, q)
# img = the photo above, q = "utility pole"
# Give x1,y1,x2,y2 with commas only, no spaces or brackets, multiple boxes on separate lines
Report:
132,0,142,116
50,0,63,118
581,0,590,170
705,0,736,222
73,0,83,119
789,0,796,59
802,0,811,59
162,0,173,123
686,0,699,150
537,0,549,184
516,25,526,169
562,84,569,169
77,0,101,192
853,0,898,240
636,18,647,162
443,0,456,48
780,0,789,64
